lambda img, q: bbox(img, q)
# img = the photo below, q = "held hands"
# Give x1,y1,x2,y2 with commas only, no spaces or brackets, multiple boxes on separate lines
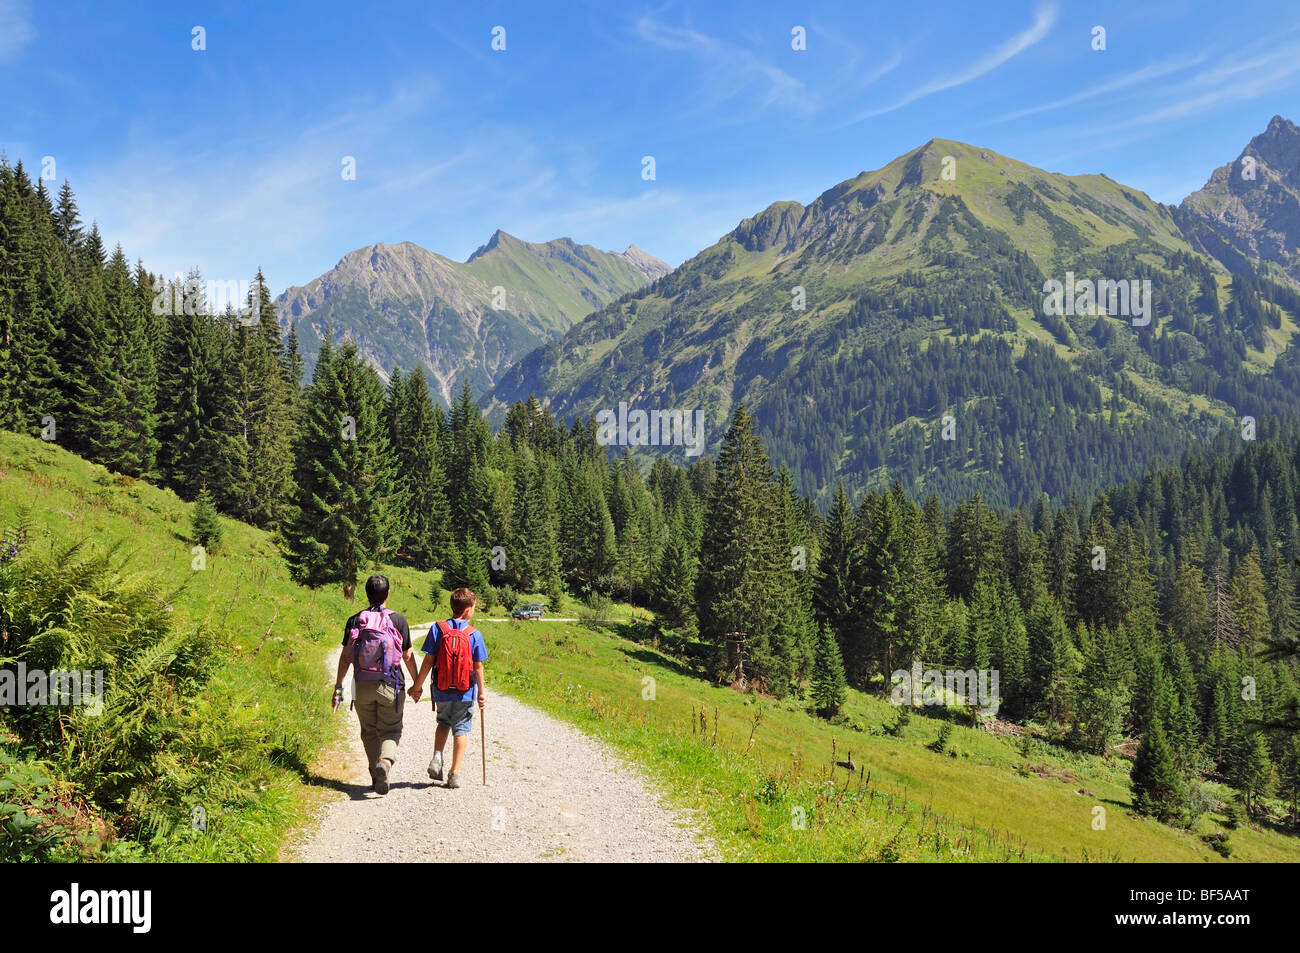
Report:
408,682,423,702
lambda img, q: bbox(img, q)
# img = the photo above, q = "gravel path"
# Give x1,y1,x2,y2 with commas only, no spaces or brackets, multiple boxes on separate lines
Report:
291,634,717,863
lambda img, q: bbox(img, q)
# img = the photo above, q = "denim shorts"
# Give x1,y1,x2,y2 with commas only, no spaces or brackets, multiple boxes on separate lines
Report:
435,699,474,736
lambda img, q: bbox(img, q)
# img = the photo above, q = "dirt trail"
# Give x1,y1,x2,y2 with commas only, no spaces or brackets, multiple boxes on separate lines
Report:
289,629,716,863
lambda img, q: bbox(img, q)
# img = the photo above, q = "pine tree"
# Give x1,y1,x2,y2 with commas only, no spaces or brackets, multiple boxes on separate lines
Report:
1074,626,1130,755
94,245,158,476
1025,591,1077,726
191,485,222,551
285,338,400,590
440,534,495,609
1231,545,1270,656
387,368,449,569
695,404,802,695
557,450,616,594
1227,722,1275,819
809,624,847,719
1131,717,1186,824
155,272,215,498
812,481,861,679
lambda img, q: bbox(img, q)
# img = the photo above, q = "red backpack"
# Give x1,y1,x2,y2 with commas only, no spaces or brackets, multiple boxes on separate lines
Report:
433,620,478,693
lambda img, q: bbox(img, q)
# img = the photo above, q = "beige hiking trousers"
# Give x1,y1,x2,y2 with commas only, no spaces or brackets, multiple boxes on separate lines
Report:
354,678,405,768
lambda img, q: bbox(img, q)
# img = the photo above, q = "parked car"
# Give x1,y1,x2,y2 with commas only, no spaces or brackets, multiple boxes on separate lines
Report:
511,602,545,620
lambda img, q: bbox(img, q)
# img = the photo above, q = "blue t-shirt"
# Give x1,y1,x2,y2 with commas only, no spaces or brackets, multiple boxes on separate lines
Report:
421,619,489,703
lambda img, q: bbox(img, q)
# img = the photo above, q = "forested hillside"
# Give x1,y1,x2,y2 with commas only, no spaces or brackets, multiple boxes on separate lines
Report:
489,133,1300,509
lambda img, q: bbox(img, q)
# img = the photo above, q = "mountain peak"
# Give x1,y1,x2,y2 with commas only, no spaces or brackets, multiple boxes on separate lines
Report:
1180,115,1300,281
1265,114,1298,135
466,228,522,262
1246,115,1300,178
620,244,673,281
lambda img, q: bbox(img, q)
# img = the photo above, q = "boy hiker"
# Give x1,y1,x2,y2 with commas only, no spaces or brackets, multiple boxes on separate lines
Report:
334,574,419,795
409,587,488,789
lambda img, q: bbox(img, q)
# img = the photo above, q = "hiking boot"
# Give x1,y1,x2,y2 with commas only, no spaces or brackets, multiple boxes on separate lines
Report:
427,750,444,781
446,772,460,789
371,760,390,795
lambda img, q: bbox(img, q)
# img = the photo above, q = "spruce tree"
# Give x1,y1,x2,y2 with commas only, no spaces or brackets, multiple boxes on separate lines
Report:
51,220,112,459
95,244,158,476
812,480,861,677
0,164,65,434
651,516,698,632
387,368,448,569
857,490,905,686
440,534,495,608
557,450,616,594
191,485,223,551
1231,545,1270,656
285,337,399,589
1228,723,1275,818
810,624,847,719
155,272,214,497
1026,591,1077,725
1131,717,1186,824
1074,625,1130,755
695,404,802,695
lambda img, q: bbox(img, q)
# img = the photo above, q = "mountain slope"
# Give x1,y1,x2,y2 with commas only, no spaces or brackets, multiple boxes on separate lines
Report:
1181,115,1300,284
277,233,670,404
488,132,1300,507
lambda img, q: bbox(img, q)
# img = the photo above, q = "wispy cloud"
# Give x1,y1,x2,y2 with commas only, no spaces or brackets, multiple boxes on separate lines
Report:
77,77,462,283
849,1,1058,122
1059,32,1300,141
0,0,33,64
993,54,1205,123
634,16,810,116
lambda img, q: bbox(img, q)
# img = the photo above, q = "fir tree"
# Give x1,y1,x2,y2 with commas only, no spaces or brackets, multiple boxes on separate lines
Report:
812,480,861,678
1131,717,1186,824
809,624,847,719
695,404,802,695
284,337,399,590
155,272,215,498
191,485,222,551
387,368,449,569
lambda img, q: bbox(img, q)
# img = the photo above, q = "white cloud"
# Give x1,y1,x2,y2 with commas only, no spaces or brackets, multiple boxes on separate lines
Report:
634,16,811,116
993,54,1205,123
850,1,1058,121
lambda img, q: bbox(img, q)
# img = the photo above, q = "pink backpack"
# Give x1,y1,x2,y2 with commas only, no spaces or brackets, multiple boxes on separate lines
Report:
348,607,404,696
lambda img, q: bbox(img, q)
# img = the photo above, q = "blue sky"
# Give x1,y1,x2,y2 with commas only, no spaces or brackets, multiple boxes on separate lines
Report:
3,0,1300,291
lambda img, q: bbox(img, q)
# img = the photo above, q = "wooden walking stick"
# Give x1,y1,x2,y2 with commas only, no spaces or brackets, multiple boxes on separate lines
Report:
481,703,487,785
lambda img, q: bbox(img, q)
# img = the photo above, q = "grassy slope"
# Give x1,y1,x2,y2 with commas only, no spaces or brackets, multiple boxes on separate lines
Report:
481,616,1300,862
462,233,650,335
0,431,438,859
5,433,1298,862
